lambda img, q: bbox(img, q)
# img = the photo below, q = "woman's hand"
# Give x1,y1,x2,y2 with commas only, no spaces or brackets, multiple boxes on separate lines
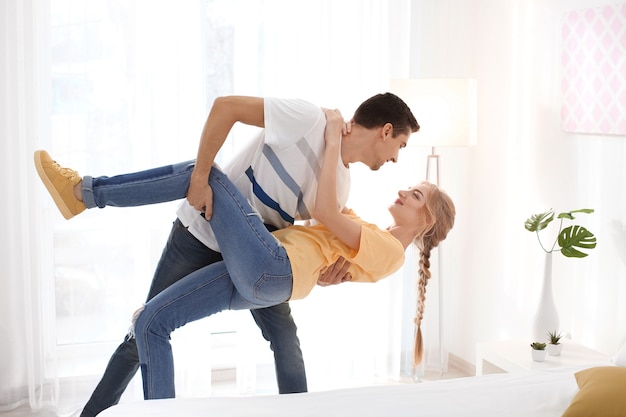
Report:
321,108,350,145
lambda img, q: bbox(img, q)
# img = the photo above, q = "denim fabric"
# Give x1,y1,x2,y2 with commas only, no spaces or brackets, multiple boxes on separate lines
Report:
80,219,223,417
134,167,293,399
250,304,307,394
79,164,307,416
82,160,196,209
208,168,293,305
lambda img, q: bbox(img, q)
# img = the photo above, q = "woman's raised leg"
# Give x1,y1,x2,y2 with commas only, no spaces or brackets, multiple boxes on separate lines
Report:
34,149,195,219
82,161,195,208
83,160,195,208
207,167,293,305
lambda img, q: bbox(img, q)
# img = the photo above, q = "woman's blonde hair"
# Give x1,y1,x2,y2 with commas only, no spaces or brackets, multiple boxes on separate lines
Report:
411,182,456,367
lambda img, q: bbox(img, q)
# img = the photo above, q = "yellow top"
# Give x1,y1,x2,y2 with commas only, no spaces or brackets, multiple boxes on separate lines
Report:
272,212,406,300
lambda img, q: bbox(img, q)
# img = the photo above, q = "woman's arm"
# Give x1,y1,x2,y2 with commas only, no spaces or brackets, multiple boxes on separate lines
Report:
313,109,362,250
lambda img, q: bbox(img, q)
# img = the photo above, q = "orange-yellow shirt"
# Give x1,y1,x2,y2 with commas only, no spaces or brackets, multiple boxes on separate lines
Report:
272,213,406,300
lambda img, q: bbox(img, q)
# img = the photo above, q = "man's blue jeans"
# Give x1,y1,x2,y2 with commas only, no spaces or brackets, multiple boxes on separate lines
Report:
135,167,294,399
79,162,307,417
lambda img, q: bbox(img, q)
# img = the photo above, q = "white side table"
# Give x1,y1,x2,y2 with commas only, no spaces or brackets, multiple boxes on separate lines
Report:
475,339,609,376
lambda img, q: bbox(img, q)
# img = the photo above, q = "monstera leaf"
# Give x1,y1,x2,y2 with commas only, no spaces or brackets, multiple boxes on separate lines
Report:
524,211,555,233
524,208,596,258
558,225,597,258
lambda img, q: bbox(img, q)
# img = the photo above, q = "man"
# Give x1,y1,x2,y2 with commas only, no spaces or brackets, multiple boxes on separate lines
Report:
35,94,419,416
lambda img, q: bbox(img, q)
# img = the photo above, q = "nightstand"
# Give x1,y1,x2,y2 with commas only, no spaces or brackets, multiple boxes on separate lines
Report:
475,339,609,376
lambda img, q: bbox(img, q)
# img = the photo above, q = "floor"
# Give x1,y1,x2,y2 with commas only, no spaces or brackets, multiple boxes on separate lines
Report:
3,362,474,417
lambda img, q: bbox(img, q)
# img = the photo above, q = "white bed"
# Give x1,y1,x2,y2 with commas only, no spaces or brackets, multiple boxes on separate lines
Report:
98,366,606,417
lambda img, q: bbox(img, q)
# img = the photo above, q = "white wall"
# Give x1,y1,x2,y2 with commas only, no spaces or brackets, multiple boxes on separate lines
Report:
409,0,626,366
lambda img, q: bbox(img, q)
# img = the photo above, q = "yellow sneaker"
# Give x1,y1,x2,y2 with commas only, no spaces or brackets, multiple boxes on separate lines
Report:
34,150,86,219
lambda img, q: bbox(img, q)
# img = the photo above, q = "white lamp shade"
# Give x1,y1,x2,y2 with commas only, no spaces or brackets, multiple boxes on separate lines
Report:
390,78,478,148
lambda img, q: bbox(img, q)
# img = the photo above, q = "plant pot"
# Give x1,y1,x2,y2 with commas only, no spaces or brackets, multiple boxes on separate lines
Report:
547,343,562,356
531,349,547,362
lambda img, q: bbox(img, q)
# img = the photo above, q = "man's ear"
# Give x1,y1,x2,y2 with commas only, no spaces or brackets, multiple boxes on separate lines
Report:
382,123,393,140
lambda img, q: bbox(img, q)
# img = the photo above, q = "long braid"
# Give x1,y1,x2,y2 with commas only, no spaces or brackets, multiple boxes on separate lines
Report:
413,245,432,366
411,183,455,367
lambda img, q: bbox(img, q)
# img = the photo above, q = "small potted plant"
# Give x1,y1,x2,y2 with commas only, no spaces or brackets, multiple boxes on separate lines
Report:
530,342,547,362
547,331,563,356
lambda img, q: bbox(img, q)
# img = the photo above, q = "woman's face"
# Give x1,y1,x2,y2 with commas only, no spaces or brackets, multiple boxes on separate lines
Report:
388,183,432,227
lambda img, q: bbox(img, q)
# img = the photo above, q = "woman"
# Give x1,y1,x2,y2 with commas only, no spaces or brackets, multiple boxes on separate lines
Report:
131,112,455,399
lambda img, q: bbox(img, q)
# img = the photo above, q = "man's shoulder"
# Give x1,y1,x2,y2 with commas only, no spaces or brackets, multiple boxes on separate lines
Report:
265,97,321,118
264,98,325,146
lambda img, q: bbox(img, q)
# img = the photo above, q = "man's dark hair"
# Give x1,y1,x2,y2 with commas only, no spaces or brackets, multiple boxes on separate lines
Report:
353,92,420,137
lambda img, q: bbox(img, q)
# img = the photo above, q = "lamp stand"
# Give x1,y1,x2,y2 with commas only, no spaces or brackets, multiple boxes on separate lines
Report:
425,147,440,185
425,147,446,378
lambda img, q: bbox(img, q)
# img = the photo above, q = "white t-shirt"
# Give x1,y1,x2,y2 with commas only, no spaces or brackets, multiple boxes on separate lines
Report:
177,97,351,251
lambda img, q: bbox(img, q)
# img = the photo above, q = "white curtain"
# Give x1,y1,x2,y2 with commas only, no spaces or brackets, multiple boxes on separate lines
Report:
1,0,417,414
1,0,57,412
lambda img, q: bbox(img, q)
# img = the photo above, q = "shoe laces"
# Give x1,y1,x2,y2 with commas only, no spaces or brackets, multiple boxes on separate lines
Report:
52,160,80,182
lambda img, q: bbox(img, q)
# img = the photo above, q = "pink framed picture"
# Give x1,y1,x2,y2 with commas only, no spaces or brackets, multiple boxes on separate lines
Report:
561,3,626,135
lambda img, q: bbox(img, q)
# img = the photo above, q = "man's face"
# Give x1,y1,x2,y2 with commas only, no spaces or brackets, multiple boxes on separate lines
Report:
367,131,410,171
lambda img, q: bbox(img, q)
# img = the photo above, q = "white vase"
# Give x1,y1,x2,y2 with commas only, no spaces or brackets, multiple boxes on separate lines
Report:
532,252,559,343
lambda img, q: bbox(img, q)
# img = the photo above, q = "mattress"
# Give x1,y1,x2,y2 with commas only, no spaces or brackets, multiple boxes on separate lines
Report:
99,366,586,417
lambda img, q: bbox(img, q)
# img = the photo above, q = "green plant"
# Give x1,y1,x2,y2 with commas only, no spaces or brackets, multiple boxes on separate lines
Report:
547,330,562,345
524,208,597,258
530,342,546,350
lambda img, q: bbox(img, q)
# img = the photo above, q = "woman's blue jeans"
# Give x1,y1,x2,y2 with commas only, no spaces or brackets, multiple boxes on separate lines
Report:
79,162,307,416
82,160,196,208
134,167,293,399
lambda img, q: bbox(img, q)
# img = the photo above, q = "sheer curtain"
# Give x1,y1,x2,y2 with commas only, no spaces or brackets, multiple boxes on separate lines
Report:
2,0,415,413
1,0,57,412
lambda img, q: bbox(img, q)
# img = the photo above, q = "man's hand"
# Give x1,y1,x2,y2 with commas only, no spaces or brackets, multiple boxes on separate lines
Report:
187,168,214,219
186,96,266,220
317,256,352,287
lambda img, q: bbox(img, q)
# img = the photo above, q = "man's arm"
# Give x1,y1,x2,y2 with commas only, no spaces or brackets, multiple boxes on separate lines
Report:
187,96,264,219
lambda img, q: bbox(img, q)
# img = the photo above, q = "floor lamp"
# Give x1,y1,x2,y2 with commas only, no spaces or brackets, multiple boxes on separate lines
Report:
390,78,477,377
